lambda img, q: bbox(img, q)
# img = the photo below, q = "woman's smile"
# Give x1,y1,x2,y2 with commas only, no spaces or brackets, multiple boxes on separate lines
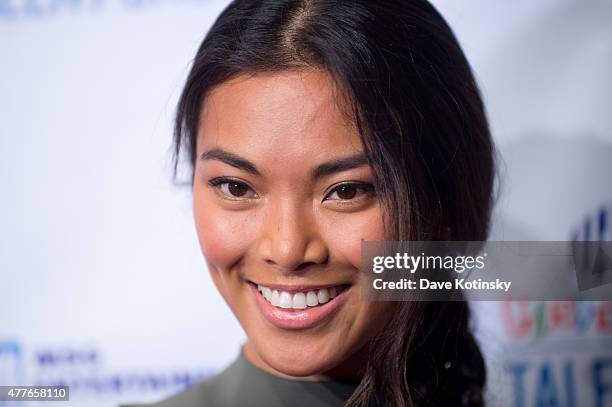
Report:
249,281,353,330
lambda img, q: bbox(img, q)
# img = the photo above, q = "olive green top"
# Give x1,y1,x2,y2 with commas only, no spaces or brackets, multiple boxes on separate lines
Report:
121,350,359,407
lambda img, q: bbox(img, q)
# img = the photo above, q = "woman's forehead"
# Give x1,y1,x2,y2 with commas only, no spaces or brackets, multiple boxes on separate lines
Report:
197,69,361,157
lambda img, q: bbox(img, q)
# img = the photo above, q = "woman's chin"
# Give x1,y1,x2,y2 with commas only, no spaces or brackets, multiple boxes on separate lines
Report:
264,355,338,379
254,344,344,379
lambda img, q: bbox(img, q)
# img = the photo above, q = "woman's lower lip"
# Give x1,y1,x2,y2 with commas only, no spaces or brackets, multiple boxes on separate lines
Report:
250,283,351,330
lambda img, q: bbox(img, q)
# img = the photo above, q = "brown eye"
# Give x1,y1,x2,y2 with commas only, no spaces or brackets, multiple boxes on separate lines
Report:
325,182,375,201
208,178,258,199
227,181,248,197
336,184,357,199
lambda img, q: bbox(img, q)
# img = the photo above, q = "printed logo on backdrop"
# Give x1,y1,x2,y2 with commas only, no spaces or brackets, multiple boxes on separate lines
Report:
572,205,611,242
0,339,215,404
0,341,23,386
501,204,612,339
0,0,211,20
0,341,23,407
497,204,612,407
572,204,612,291
501,301,612,340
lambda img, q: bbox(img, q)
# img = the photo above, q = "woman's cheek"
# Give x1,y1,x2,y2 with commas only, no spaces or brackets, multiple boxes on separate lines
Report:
323,206,386,269
322,208,384,268
193,199,255,275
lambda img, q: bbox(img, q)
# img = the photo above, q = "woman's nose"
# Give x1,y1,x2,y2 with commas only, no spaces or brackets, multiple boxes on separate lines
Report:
257,200,329,273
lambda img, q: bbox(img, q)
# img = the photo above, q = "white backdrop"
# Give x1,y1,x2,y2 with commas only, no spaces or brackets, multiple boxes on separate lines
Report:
1,1,610,406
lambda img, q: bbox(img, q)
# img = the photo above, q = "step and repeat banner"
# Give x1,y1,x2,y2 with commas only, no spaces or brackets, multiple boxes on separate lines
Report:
1,1,611,406
472,1,612,406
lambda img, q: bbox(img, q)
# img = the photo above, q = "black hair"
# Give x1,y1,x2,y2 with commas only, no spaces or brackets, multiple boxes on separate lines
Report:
174,1,496,405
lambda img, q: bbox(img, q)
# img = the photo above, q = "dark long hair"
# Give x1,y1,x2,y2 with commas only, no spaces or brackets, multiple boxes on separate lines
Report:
174,0,496,405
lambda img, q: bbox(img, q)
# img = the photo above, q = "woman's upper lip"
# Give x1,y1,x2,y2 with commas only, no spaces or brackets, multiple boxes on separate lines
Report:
248,280,350,293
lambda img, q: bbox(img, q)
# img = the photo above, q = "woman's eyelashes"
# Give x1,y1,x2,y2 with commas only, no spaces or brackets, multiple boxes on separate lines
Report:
207,177,376,206
208,177,258,200
323,182,376,203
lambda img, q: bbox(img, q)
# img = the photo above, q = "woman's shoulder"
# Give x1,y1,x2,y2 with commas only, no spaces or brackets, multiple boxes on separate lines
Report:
120,379,212,407
119,355,244,407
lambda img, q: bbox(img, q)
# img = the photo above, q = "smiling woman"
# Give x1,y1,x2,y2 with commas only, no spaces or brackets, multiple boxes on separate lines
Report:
193,70,393,381
124,0,495,406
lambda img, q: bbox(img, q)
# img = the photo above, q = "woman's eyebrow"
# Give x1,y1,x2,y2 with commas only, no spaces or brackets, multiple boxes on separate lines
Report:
199,149,261,176
199,149,368,179
311,153,369,179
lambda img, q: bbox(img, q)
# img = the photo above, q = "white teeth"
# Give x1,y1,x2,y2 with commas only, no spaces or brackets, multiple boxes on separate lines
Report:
306,291,319,307
317,288,330,304
292,292,307,309
270,290,280,306
279,292,292,308
256,284,344,310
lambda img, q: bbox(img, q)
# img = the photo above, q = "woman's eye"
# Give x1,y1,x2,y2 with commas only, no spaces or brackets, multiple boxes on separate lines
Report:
324,183,375,201
208,178,258,199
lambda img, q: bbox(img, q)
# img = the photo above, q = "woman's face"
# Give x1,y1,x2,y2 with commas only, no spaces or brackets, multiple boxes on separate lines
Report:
193,69,393,379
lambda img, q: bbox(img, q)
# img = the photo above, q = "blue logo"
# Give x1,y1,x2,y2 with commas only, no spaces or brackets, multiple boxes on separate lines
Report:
0,340,23,404
572,204,610,241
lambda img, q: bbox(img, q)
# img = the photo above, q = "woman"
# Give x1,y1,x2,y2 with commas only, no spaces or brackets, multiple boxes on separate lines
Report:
129,0,495,405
